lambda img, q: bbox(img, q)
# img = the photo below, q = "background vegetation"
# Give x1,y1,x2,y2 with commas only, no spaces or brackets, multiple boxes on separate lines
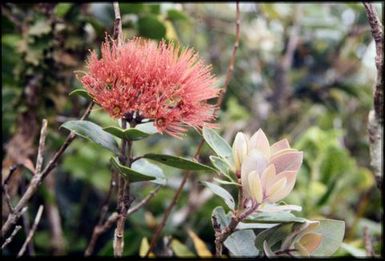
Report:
2,3,382,256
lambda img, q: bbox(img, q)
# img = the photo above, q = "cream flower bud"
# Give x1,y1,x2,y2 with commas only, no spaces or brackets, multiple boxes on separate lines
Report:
232,132,249,172
239,128,303,205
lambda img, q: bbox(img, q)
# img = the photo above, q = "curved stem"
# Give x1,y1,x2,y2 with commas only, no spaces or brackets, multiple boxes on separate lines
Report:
214,202,259,256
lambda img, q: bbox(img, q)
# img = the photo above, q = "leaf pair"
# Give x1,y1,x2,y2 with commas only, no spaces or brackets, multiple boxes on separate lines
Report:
61,120,216,183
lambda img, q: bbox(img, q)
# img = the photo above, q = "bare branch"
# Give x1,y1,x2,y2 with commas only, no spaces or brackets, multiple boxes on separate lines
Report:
1,102,94,238
84,185,160,256
214,203,259,256
1,225,21,250
35,119,48,175
17,205,44,257
215,1,241,108
84,172,117,256
363,226,375,256
145,3,241,256
2,164,19,186
113,2,122,45
363,2,384,190
126,185,161,216
2,185,14,213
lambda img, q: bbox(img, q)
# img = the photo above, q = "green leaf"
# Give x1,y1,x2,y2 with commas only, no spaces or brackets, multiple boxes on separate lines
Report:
135,121,158,134
137,16,166,40
143,154,215,172
167,9,188,21
202,181,235,210
54,3,72,17
147,4,161,14
316,177,338,207
311,219,345,256
237,222,278,230
263,240,276,257
110,157,156,183
120,3,145,14
131,159,166,185
246,211,307,224
202,127,233,165
171,239,195,257
69,88,91,99
211,206,231,230
224,230,259,257
103,126,153,141
213,178,240,186
255,223,293,251
210,155,237,182
339,243,366,257
61,120,119,154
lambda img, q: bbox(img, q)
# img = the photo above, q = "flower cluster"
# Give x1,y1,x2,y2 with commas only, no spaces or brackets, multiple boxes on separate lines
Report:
79,37,219,137
232,129,303,205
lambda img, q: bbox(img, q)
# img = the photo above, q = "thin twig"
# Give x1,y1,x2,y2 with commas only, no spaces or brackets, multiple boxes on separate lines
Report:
363,2,384,190
3,164,19,186
21,202,34,255
215,1,241,109
2,186,14,213
84,172,117,256
84,185,160,256
1,102,94,239
126,185,161,216
17,205,44,257
1,225,21,250
214,203,259,256
145,140,205,257
113,2,122,46
35,119,48,175
363,226,375,256
145,3,241,257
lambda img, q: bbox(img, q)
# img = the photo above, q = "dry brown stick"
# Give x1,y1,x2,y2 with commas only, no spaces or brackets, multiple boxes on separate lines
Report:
1,102,94,238
84,185,160,256
113,118,131,257
2,185,14,213
84,173,117,256
21,205,34,255
214,1,241,109
213,203,259,256
17,205,44,257
363,3,384,190
35,119,48,175
1,225,21,250
363,226,375,256
113,2,122,46
45,173,65,255
145,4,241,257
145,140,205,257
126,185,161,216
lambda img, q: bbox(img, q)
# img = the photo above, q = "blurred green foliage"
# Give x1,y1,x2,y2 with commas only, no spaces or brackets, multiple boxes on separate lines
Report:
1,3,382,257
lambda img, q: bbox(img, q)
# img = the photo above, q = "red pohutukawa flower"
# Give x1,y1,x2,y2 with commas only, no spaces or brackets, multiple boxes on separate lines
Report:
79,37,219,137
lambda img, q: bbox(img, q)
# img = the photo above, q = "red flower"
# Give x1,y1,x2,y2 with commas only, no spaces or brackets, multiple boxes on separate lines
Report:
79,37,219,137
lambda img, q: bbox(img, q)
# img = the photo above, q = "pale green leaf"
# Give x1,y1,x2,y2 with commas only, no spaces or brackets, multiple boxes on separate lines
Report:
61,120,119,154
143,154,215,172
202,181,235,210
110,157,156,183
311,219,345,256
202,127,233,165
131,159,166,185
224,230,259,257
